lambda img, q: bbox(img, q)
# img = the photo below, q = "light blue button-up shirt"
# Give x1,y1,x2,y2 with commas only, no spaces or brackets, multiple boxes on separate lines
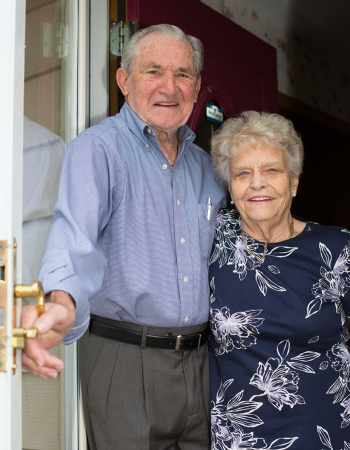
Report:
39,103,226,343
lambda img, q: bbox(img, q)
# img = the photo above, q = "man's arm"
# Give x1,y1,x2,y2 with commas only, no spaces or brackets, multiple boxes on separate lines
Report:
21,128,124,377
21,291,76,378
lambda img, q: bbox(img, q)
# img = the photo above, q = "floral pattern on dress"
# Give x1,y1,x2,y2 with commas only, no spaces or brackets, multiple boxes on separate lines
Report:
211,306,264,355
249,340,320,410
210,210,298,296
306,241,350,320
318,342,350,428
317,425,350,450
210,281,265,355
210,213,350,448
211,378,299,450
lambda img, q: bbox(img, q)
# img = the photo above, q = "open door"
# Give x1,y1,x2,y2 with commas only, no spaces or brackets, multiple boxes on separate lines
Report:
0,2,25,449
0,1,89,449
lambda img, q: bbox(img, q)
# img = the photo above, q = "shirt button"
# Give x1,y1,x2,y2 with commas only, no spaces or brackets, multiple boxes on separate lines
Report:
180,237,186,244
145,143,150,148
184,316,189,323
162,163,168,170
183,275,189,283
176,199,181,206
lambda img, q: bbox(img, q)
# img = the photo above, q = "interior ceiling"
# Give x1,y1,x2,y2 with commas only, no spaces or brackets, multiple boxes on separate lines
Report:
290,0,350,57
203,0,350,66
27,1,350,58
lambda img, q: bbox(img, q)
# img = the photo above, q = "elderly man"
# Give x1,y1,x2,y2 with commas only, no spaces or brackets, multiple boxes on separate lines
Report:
22,24,225,449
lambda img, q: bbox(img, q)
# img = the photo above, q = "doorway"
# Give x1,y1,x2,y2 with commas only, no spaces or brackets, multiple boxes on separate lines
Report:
23,1,82,449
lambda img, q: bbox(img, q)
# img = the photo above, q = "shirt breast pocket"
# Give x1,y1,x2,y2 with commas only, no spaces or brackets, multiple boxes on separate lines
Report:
197,203,216,261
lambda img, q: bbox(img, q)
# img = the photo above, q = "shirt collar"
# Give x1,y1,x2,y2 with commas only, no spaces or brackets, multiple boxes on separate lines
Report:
118,102,196,146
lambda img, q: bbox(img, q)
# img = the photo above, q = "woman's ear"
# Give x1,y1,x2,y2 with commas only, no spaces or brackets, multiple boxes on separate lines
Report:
291,176,299,197
228,186,235,204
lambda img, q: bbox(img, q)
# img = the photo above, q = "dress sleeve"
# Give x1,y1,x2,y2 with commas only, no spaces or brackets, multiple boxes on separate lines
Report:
38,132,123,343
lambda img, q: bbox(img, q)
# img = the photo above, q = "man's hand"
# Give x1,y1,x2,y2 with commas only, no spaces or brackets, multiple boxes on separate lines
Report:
21,290,76,379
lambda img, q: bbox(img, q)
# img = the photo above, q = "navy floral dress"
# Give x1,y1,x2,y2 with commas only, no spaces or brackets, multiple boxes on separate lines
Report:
209,208,350,450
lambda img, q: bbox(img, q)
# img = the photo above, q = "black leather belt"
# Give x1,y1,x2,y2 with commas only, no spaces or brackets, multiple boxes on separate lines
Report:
89,315,208,351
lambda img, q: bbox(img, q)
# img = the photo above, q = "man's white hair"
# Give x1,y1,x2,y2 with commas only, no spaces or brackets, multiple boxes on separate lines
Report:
121,24,203,77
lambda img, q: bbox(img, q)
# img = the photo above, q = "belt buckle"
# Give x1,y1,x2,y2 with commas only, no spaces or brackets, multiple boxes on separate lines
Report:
175,334,183,351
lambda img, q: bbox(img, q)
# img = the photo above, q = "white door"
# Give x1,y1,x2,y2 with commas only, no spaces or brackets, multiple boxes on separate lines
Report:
0,1,93,449
0,2,25,448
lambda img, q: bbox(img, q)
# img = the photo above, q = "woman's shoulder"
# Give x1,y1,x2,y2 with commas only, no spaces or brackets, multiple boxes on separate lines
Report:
305,222,349,240
303,222,350,254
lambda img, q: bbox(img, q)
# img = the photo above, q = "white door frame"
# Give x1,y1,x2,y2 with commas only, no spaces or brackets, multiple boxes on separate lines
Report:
64,1,88,448
90,0,109,125
0,2,25,450
74,2,109,448
65,0,110,448
63,0,100,449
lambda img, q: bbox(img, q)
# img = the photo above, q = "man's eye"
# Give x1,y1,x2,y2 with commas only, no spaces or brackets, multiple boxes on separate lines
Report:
146,69,160,75
176,72,191,79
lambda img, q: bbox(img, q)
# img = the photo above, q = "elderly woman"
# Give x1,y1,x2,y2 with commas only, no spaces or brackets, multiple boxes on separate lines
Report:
209,111,350,450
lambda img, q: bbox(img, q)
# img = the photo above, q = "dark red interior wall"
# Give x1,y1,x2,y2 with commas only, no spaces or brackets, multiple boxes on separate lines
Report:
127,0,277,129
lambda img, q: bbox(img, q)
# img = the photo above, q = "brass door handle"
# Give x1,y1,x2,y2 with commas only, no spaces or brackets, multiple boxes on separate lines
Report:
0,241,47,370
14,280,45,315
13,281,45,349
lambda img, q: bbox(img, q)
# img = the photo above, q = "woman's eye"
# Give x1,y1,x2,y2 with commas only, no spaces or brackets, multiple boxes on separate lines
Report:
236,171,249,177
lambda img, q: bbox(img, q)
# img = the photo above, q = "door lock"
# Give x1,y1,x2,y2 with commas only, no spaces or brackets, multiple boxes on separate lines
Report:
12,327,38,349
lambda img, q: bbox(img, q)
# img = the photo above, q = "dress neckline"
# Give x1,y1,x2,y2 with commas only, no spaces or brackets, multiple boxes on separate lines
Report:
240,221,310,247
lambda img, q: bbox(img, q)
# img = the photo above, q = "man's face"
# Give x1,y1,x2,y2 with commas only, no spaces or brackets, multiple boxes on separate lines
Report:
116,33,201,135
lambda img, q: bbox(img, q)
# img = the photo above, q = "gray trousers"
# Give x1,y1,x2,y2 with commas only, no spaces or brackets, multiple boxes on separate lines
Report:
78,324,209,450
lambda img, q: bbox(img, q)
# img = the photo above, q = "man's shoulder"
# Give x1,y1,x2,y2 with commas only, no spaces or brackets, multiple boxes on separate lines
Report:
186,140,212,165
79,115,125,142
68,114,132,156
185,141,226,199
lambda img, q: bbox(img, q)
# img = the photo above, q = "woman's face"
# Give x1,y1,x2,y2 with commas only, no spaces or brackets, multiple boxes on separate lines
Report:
229,140,299,228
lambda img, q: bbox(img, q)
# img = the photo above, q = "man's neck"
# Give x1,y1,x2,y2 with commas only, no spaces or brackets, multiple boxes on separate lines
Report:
156,129,179,166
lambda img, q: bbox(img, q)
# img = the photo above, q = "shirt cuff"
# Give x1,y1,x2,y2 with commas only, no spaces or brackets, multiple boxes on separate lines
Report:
63,316,90,344
39,250,91,344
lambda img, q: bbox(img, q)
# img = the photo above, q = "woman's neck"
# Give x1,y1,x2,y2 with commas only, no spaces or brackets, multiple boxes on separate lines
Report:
241,215,297,244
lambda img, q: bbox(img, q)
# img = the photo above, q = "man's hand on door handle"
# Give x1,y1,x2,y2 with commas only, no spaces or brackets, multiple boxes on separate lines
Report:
21,290,76,379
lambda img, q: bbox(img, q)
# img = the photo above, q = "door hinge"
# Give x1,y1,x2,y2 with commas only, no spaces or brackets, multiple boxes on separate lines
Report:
110,21,135,57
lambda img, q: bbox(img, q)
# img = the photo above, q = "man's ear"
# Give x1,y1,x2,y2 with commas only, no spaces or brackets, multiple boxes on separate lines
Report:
116,67,129,96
